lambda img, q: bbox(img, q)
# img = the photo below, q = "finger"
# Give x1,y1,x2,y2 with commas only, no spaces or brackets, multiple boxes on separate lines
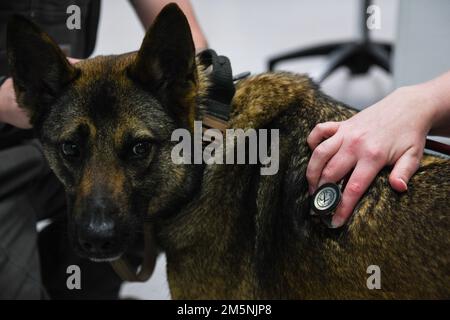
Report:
389,147,422,192
306,135,343,193
67,57,81,64
317,149,357,187
16,107,32,129
331,160,383,228
307,121,340,150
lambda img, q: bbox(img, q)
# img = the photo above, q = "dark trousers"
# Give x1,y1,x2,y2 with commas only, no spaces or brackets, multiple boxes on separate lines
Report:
0,139,123,299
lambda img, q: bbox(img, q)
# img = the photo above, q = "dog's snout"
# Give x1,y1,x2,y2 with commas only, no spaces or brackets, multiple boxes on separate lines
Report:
78,214,117,254
75,196,124,257
78,218,115,251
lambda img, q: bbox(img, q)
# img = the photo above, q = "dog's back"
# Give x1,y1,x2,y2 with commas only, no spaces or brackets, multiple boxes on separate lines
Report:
158,72,450,299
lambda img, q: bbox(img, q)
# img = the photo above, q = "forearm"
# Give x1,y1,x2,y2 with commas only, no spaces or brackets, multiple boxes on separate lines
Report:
130,0,208,51
413,70,450,137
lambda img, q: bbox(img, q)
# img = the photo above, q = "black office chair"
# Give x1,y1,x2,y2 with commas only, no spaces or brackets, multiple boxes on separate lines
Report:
267,0,392,83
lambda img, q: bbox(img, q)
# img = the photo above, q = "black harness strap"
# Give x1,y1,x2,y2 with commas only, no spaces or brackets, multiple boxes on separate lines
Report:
197,49,236,131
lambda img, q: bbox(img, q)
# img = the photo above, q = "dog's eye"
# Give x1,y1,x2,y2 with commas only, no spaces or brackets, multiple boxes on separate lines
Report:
61,141,80,159
132,141,151,158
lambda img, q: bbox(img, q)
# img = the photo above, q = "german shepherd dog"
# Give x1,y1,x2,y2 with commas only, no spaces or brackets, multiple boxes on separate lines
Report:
7,4,449,298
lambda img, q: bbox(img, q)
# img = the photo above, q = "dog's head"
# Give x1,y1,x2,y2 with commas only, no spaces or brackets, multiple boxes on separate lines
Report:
7,4,202,261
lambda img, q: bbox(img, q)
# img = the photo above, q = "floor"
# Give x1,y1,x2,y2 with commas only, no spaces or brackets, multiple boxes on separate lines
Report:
91,0,401,300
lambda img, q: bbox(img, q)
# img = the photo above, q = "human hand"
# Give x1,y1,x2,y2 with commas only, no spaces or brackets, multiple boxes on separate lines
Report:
0,77,31,128
306,85,437,228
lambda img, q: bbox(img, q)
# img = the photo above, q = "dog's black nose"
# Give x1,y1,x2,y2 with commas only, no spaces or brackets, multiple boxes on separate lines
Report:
77,214,118,255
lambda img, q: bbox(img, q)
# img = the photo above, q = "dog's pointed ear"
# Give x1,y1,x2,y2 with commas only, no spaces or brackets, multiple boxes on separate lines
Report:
7,15,78,121
128,3,196,98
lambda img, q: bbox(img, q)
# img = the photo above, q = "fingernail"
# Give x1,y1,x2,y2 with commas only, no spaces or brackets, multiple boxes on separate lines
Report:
399,178,408,191
330,217,344,229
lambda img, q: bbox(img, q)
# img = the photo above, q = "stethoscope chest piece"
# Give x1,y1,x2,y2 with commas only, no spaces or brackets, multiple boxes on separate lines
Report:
311,183,342,216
